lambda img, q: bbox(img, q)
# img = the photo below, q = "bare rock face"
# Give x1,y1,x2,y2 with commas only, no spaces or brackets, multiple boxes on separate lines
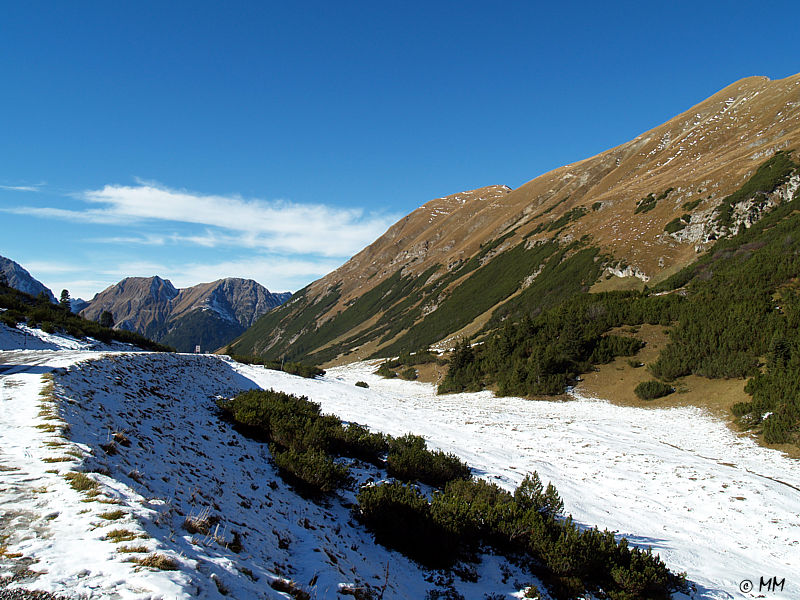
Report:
0,255,57,303
169,278,287,329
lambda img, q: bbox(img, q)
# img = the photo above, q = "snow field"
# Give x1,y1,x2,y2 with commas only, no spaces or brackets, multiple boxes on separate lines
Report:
2,324,798,600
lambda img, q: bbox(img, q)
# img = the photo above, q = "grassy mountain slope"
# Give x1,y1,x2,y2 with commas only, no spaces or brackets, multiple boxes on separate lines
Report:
231,73,800,364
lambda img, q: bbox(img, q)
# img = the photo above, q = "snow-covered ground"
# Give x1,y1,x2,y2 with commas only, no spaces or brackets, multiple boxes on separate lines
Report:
1,323,798,599
0,322,144,352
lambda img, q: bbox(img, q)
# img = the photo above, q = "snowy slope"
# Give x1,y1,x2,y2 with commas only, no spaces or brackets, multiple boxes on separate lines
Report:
0,350,534,599
0,322,143,352
1,340,798,599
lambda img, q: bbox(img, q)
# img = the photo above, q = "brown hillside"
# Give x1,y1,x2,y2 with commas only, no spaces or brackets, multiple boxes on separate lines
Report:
309,74,799,307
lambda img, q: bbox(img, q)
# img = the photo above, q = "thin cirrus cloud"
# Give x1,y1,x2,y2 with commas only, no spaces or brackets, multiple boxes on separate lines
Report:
3,182,398,257
80,183,397,257
0,183,45,192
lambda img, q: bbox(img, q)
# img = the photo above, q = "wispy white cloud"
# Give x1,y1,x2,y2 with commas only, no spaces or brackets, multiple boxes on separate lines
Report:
1,206,129,225
0,182,45,192
160,256,341,292
81,182,396,256
8,182,397,257
6,181,397,298
23,260,84,275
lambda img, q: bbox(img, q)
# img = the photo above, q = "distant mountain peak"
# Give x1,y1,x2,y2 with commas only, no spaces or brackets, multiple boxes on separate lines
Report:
0,255,56,303
80,276,291,352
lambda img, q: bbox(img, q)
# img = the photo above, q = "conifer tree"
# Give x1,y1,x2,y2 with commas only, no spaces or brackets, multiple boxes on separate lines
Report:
59,289,71,310
99,310,114,328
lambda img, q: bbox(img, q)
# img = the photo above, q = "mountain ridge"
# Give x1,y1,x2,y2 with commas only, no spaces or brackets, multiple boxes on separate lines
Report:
0,254,57,303
230,72,800,363
81,276,290,352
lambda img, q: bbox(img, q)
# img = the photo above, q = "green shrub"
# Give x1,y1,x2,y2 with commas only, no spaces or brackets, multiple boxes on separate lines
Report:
375,362,397,378
355,381,369,388
356,476,685,598
514,472,564,518
634,380,674,400
664,218,687,235
356,482,457,567
272,446,348,495
387,434,471,488
589,335,644,364
0,311,18,327
682,198,703,211
716,150,796,229
218,389,389,489
399,367,418,380
229,355,324,378
330,423,388,464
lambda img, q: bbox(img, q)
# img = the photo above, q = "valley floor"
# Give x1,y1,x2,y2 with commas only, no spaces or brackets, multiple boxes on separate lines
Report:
0,330,798,599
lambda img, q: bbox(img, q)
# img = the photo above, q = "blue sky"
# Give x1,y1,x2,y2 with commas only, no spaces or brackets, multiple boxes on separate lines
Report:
1,1,799,298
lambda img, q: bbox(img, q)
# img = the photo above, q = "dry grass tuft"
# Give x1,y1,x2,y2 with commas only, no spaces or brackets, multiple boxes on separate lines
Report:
270,578,311,600
105,528,138,543
64,471,99,494
116,544,149,554
98,510,126,520
129,553,179,571
113,431,131,446
183,507,215,535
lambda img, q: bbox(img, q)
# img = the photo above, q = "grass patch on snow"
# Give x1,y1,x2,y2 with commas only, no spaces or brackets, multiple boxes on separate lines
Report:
105,529,140,543
128,553,179,571
97,510,126,521
63,471,99,494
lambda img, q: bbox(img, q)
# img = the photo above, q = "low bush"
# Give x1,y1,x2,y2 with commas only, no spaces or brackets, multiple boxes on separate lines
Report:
218,389,387,491
355,380,369,388
387,434,471,488
229,355,324,378
357,474,684,598
357,482,457,567
330,423,388,464
399,367,418,380
375,362,397,378
634,380,674,400
272,446,349,495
